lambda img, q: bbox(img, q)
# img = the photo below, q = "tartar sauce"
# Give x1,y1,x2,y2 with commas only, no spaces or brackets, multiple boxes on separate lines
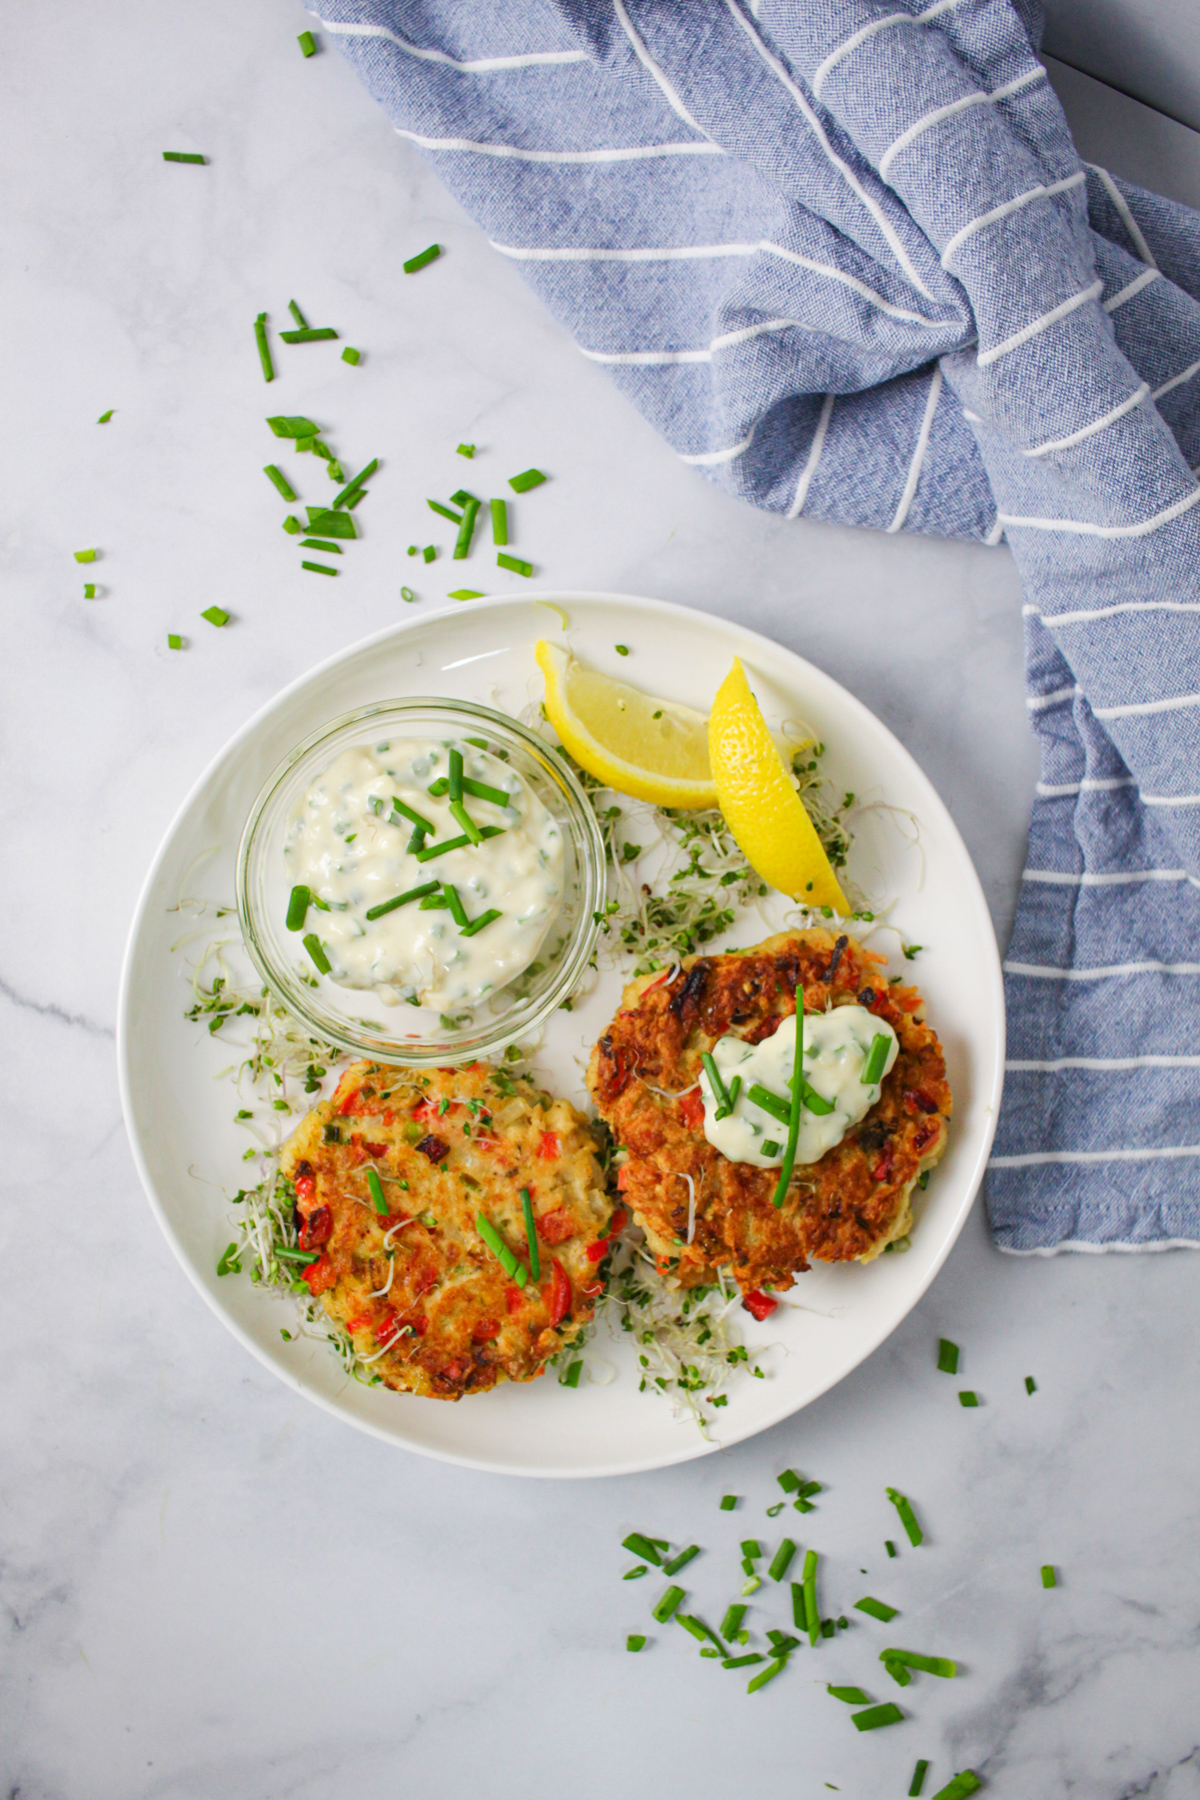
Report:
285,739,563,1012
699,1005,898,1167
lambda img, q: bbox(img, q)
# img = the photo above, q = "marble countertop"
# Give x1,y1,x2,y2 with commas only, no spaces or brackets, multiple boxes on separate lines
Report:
3,6,1198,1797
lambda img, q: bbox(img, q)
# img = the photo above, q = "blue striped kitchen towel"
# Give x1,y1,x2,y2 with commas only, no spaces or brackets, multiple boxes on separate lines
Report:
316,0,1200,1253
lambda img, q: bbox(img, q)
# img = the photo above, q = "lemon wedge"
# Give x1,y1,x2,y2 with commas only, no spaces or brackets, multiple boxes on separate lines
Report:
535,641,717,809
709,657,849,911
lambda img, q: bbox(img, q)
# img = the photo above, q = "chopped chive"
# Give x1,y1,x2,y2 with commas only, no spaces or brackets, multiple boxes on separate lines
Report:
333,459,379,510
460,908,502,938
626,1635,646,1652
285,885,310,931
767,1630,800,1654
288,299,308,327
427,779,449,797
374,794,436,835
720,1495,738,1512
365,1167,388,1216
854,1596,898,1622
701,1051,731,1115
302,560,338,576
163,150,206,163
720,1604,746,1640
958,1390,978,1407
623,1565,647,1580
802,1548,819,1645
300,539,342,554
773,1002,804,1208
297,29,317,53
1026,1375,1037,1394
74,548,96,563
674,1613,708,1643
449,798,482,845
652,1586,685,1623
346,488,367,510
886,1539,898,1557
861,1033,892,1086
741,1575,762,1596
449,589,484,600
615,644,629,656
97,409,114,423
302,933,330,974
280,326,338,343
253,312,274,383
910,1761,930,1797
268,415,321,438
768,1539,797,1582
449,486,476,504
304,508,356,538
741,1558,757,1576
423,545,436,563
521,1187,540,1281
852,1703,905,1732
1041,1564,1057,1588
621,1533,663,1566
200,605,230,626
740,1540,761,1559
264,464,297,500
84,584,97,599
448,748,464,802
403,243,441,274
428,499,463,523
283,516,302,535
454,497,481,559
490,497,508,545
342,346,361,365
167,632,183,649
419,892,448,910
887,1489,923,1547
508,468,546,493
273,1246,319,1265
216,1243,241,1276
441,883,469,928
663,1545,700,1577
497,552,533,577
364,881,440,921
791,1580,805,1630
456,444,475,459
937,1338,959,1374
767,1503,786,1519
821,1619,836,1639
761,1139,782,1159
461,776,511,808
415,825,504,862
882,1649,957,1679
722,1653,763,1669
930,1777,981,1800
777,1469,802,1493
828,1685,872,1704
475,1211,526,1285
747,1658,787,1693
401,587,416,602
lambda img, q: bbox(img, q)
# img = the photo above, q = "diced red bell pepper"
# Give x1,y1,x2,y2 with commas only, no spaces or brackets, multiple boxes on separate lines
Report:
472,1318,500,1342
505,1284,525,1315
616,1164,631,1191
335,1087,360,1116
546,1258,571,1327
363,1139,388,1158
742,1288,778,1321
297,1205,332,1250
536,1207,577,1245
303,1254,336,1296
293,1170,316,1205
610,1208,628,1235
586,1238,611,1262
537,1131,562,1160
677,1088,705,1128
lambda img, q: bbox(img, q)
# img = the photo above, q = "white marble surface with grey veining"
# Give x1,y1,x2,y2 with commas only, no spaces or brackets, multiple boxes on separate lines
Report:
2,5,1198,1797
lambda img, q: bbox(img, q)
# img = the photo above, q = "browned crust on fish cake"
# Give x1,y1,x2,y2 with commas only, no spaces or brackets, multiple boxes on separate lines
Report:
280,1060,613,1399
586,930,951,1297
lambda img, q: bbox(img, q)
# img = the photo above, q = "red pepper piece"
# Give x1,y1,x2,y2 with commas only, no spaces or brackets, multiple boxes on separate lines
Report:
610,1208,628,1235
903,1088,939,1115
472,1318,500,1342
298,1205,332,1250
537,1130,562,1160
586,1238,611,1262
293,1171,316,1205
415,1135,450,1164
546,1258,571,1327
505,1284,525,1314
536,1207,577,1245
616,1164,632,1191
363,1139,388,1158
303,1254,336,1296
742,1288,778,1321
335,1087,360,1116
677,1089,705,1129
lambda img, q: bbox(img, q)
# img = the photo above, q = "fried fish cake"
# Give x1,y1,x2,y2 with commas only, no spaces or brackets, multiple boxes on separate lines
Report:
587,930,950,1300
280,1060,616,1399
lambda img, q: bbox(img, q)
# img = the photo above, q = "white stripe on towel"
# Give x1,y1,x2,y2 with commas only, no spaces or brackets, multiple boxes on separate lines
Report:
1104,267,1161,313
1008,1054,1200,1070
1094,689,1200,719
612,0,707,135
977,280,1102,368
788,394,835,518
1154,355,1200,401
394,129,723,162
1005,959,1200,979
1035,777,1135,796
1022,867,1200,888
1026,684,1078,710
679,425,758,466
999,482,1200,539
1087,163,1158,267
879,66,1047,180
887,366,943,531
1023,383,1149,457
317,18,587,71
490,238,756,262
940,171,1086,268
990,1145,1200,1167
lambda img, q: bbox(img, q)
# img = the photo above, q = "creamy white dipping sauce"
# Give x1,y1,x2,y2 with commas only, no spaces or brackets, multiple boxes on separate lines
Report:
285,739,563,1012
699,1004,898,1168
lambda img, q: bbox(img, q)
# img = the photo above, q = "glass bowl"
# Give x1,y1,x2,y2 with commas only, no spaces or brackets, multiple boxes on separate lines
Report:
236,698,604,1066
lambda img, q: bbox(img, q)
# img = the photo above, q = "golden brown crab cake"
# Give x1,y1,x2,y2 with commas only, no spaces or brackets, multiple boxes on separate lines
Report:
586,930,950,1305
280,1060,616,1399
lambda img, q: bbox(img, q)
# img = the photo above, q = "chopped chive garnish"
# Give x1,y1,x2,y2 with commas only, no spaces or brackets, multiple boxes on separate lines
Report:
937,1338,959,1374
297,29,317,53
342,346,361,365
216,1243,241,1276
663,1545,700,1577
958,1390,978,1407
167,632,183,649
201,605,230,626
886,1540,898,1557
449,798,482,845
85,584,97,599
333,459,379,510
1041,1564,1056,1588
626,1634,646,1652
508,468,546,493
740,1540,760,1559
621,1533,663,1566
460,908,502,938
449,489,476,507
273,1246,319,1265
615,644,629,656
448,748,464,802
264,463,297,500
475,1211,526,1286
415,825,503,862
887,1488,923,1547
521,1187,540,1281
882,1649,957,1679
623,1565,647,1579
1026,1375,1037,1394
423,545,436,563
364,881,439,921
268,415,320,438
741,1575,762,1596
702,1052,731,1116
97,409,114,423
403,243,441,274
497,552,533,577
74,548,96,563
300,539,342,554
490,497,508,545
454,497,481,559
791,1581,805,1630
365,1167,388,1215
828,1685,872,1704
428,499,463,523
302,560,338,576
304,508,356,538
285,885,310,931
773,1002,804,1208
761,1139,782,1159
401,587,416,602
910,1761,930,1797
441,883,469,928
777,1469,802,1493
851,1703,904,1732
719,1495,738,1512
675,1613,708,1643
163,150,206,163
741,1558,757,1575
722,1653,763,1669
346,488,367,510
747,1658,787,1693
449,589,484,600
283,515,302,534
253,312,274,383
461,776,510,808
802,1548,819,1645
861,1033,892,1086
855,1596,899,1622
288,299,308,327
456,443,475,458
768,1539,797,1582
377,794,436,835
280,327,337,343
302,933,330,974
652,1586,685,1623
720,1603,746,1640
428,779,449,797
930,1776,981,1800
767,1630,800,1655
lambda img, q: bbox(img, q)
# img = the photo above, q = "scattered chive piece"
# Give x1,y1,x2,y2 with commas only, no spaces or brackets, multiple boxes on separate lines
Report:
457,444,475,458
722,1653,763,1669
767,1630,800,1655
741,1558,757,1576
791,1581,805,1630
741,1575,762,1596
720,1604,746,1640
74,548,96,564
1042,1564,1057,1588
454,497,482,559
97,409,114,423
365,1167,388,1216
267,415,320,438
364,881,440,921
300,539,342,554
449,589,484,600
777,1470,802,1493
747,1658,787,1694
200,605,230,626
508,468,546,493
380,794,436,834
342,346,361,365
490,497,508,545
297,29,317,53
332,459,379,511
216,1243,241,1277
401,587,416,602
403,243,441,274
615,644,630,656
886,1488,923,1547
442,883,469,928
773,1001,804,1208
663,1545,700,1577
886,1540,898,1558
740,1540,760,1559
621,1533,663,1566
930,1777,981,1800
448,748,464,802
882,1649,957,1679
274,1246,319,1265
304,508,356,538
626,1635,646,1652
280,326,338,343
910,1761,930,1797
861,1032,892,1086
163,150,206,163
84,584,97,599
285,885,310,931
674,1613,709,1644
521,1187,540,1281
167,632,183,649
346,488,367,510
302,561,338,576
821,1619,836,1639
652,1586,685,1623
460,908,502,938
852,1704,905,1732
702,1052,731,1116
449,798,482,845
768,1539,797,1582
937,1338,959,1374
475,1211,526,1285
415,825,503,862
461,776,511,807
802,1549,819,1645
855,1596,899,1623
958,1390,979,1407
288,300,308,327
497,552,532,577
423,545,436,563
428,499,463,523
253,312,274,383
623,1566,647,1580
283,516,302,535
264,464,297,501
302,933,330,974
1026,1375,1037,1394
720,1495,738,1512
884,1657,911,1686
828,1686,872,1705
761,1139,782,1159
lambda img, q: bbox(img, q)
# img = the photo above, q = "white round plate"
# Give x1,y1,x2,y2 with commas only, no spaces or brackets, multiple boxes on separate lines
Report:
118,593,1004,1478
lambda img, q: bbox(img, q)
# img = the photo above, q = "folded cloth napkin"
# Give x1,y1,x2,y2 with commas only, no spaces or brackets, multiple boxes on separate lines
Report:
319,0,1200,1252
